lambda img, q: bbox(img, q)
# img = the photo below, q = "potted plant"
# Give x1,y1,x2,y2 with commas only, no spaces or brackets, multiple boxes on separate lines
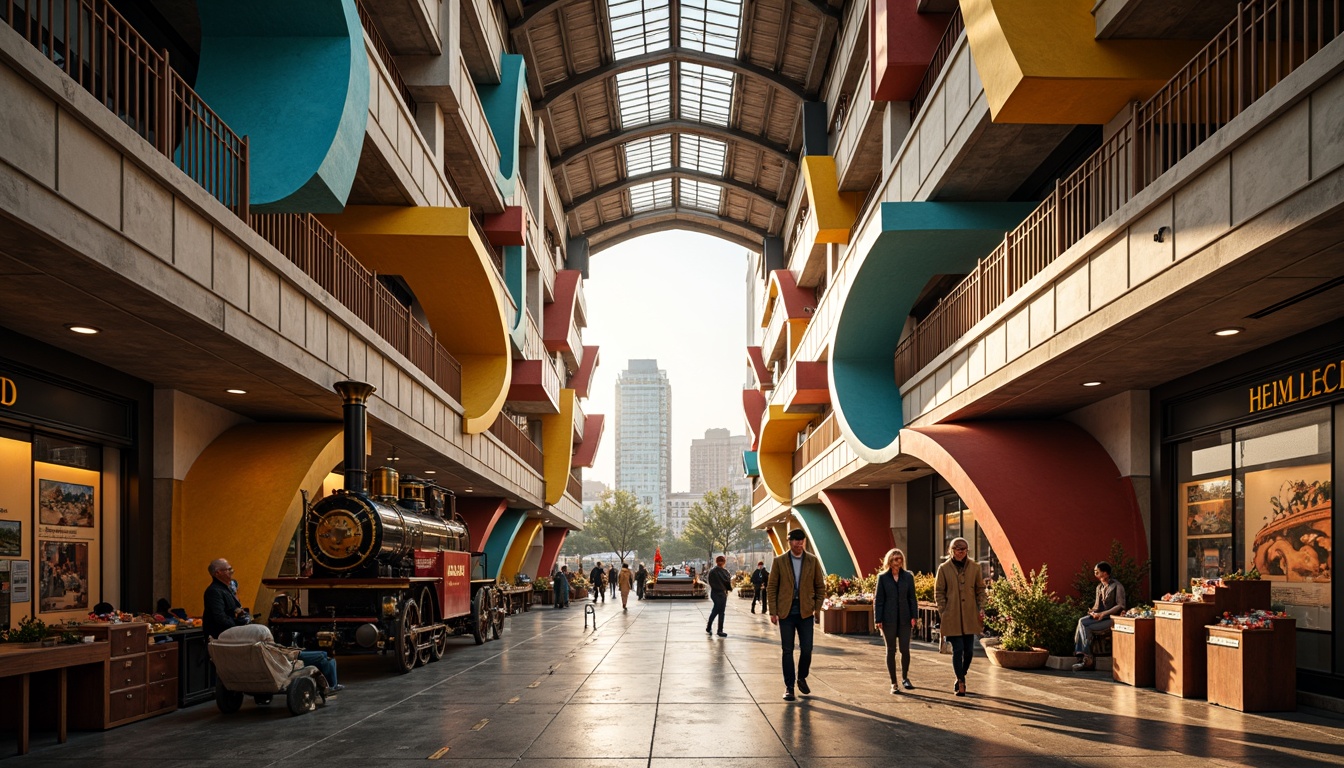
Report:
983,564,1075,669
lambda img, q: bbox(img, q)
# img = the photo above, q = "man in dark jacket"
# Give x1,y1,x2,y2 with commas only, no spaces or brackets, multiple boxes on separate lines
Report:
705,555,734,637
203,558,250,639
635,563,648,600
589,562,605,603
750,561,769,613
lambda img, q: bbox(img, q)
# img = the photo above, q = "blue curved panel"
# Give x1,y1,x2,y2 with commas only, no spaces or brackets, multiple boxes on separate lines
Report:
482,508,528,580
743,450,760,477
793,503,856,579
830,202,1037,462
504,244,527,348
195,0,370,212
479,54,528,198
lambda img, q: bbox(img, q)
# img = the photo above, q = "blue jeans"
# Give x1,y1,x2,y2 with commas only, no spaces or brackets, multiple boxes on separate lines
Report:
1074,615,1113,655
948,635,974,680
707,593,727,632
778,609,814,688
299,650,337,687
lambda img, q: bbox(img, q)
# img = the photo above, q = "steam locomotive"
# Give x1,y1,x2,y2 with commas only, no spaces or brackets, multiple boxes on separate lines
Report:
263,381,504,673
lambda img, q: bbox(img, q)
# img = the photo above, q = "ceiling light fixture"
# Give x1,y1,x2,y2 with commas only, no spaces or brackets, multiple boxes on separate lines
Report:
424,470,436,474
464,488,474,493
225,389,247,395
1082,381,1104,387
858,483,869,487
64,324,100,334
1212,327,1243,337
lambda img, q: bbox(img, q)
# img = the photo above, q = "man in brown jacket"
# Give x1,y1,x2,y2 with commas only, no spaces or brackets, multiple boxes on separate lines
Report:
767,529,827,701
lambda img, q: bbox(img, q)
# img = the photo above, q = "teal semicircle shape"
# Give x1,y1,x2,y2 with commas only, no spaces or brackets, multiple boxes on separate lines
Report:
479,54,528,199
793,503,855,579
482,508,528,580
195,0,370,213
504,244,527,348
829,202,1037,462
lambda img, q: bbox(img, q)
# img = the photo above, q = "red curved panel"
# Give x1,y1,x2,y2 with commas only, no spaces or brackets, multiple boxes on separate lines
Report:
820,489,892,577
457,496,510,552
901,421,1146,588
742,387,767,451
537,526,568,578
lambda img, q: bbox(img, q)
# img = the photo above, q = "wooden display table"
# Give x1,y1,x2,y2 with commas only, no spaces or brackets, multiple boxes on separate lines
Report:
0,641,109,755
1154,600,1220,698
1111,616,1155,687
1201,580,1272,617
69,623,178,729
1206,618,1296,712
820,605,872,635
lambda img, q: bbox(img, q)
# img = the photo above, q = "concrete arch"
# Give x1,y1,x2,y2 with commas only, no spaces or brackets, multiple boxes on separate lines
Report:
175,423,342,619
900,421,1146,586
590,220,763,254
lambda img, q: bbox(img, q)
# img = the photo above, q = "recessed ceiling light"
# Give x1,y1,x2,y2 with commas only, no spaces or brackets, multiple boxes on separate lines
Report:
225,389,247,395
65,324,100,334
1082,381,1104,387
858,483,869,487
464,488,474,493
1212,327,1243,337
424,470,436,474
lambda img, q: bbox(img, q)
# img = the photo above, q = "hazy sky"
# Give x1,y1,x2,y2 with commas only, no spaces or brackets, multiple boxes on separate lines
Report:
582,230,753,492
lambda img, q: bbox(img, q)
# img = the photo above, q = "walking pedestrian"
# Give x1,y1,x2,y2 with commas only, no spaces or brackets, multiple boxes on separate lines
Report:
635,563,648,600
750,560,769,614
608,564,617,598
935,537,984,697
767,530,826,701
554,565,570,609
874,548,918,693
706,555,733,636
618,563,634,610
1072,561,1125,670
590,562,606,603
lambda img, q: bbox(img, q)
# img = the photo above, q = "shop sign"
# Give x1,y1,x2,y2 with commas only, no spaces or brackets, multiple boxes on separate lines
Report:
0,376,14,407
1113,623,1135,634
1208,635,1240,649
1248,361,1340,414
1155,608,1182,620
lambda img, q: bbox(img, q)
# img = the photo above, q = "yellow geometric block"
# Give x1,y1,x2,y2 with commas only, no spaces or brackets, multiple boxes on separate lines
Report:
801,156,861,244
541,389,576,505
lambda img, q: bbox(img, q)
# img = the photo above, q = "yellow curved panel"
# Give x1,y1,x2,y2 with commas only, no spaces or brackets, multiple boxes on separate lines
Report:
541,389,576,505
758,404,814,504
962,0,1202,124
175,423,343,620
802,156,861,244
500,518,543,584
318,206,511,434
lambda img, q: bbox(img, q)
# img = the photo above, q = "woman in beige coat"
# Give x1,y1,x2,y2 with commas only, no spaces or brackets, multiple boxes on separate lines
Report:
935,536,984,697
617,563,635,610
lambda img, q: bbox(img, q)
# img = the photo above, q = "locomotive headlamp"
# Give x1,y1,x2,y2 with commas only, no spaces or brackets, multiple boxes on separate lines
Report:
316,631,336,649
382,596,399,618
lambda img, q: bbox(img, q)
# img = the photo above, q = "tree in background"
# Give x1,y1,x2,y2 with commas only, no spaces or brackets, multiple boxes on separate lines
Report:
559,529,605,571
684,486,751,561
585,489,660,566
655,535,701,566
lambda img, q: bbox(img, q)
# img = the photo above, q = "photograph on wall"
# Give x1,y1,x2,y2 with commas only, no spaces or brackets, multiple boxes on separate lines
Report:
1185,499,1233,536
38,479,95,528
0,520,19,556
1186,478,1232,504
38,540,89,612
1245,464,1332,583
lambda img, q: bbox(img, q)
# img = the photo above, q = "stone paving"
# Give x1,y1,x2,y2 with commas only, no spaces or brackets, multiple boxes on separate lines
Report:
6,595,1344,766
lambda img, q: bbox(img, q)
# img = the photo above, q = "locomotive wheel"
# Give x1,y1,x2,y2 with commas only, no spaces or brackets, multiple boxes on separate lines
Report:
414,591,433,667
491,589,506,640
471,587,491,645
393,599,421,673
422,588,447,662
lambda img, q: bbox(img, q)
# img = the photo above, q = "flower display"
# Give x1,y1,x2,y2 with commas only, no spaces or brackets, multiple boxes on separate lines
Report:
1216,609,1289,630
1159,590,1203,603
1123,604,1154,619
822,593,874,610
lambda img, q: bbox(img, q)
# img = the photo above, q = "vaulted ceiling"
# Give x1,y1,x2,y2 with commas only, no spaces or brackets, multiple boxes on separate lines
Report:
501,0,842,253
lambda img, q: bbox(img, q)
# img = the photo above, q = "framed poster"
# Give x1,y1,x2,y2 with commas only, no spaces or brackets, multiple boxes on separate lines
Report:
34,462,99,619
38,541,89,611
0,520,19,556
1179,476,1233,581
1244,463,1331,629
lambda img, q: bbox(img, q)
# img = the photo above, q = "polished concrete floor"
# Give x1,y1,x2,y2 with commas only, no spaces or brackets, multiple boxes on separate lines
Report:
6,595,1344,766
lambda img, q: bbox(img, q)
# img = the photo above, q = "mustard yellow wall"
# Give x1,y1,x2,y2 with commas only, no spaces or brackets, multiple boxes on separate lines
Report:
961,0,1202,124
500,518,542,584
175,423,342,620
801,156,860,244
541,389,576,505
318,206,512,433
757,405,813,504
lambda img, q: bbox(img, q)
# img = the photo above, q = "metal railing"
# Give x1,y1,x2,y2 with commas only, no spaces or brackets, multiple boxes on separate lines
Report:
4,0,249,217
489,414,544,474
355,0,415,115
567,472,582,501
909,7,964,122
250,213,463,401
792,412,839,476
895,0,1341,384
751,480,768,506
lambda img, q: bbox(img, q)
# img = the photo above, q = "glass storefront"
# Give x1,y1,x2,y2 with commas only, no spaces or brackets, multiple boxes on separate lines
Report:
936,491,1000,580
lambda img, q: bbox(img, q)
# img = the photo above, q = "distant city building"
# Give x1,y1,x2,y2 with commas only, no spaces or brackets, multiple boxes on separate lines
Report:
615,359,672,528
582,479,609,520
666,492,699,539
689,428,752,504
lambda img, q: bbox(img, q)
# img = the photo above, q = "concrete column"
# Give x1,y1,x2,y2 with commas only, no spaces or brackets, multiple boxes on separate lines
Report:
890,483,908,556
802,101,829,156
884,102,912,167
415,103,446,162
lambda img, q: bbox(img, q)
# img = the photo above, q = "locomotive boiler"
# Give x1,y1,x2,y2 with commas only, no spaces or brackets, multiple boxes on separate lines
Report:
264,381,504,673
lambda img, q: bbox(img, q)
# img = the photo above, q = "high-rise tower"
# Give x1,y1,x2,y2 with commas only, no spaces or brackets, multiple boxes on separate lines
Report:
689,428,751,504
615,359,672,529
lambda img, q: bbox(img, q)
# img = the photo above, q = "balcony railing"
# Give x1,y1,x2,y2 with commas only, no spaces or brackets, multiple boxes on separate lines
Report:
355,0,414,115
792,411,839,476
488,414,544,474
895,0,1341,384
567,471,582,502
751,480,768,506
250,213,462,401
4,0,249,217
910,7,964,122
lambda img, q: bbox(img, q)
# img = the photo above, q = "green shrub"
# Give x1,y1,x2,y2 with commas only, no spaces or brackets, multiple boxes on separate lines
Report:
913,572,935,602
1071,539,1151,604
985,564,1078,654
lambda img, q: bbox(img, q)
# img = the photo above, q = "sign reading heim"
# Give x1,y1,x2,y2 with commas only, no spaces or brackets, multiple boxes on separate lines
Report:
1249,361,1341,414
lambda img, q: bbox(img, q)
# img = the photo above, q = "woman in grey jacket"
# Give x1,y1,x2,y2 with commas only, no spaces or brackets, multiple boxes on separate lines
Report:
874,548,918,693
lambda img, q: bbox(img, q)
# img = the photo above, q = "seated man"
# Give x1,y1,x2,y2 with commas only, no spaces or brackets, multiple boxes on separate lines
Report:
1073,561,1125,671
219,623,344,694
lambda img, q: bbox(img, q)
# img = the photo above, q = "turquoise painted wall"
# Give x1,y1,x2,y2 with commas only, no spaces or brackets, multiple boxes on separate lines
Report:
504,244,527,348
478,54,527,198
793,503,856,579
482,508,528,580
195,0,369,213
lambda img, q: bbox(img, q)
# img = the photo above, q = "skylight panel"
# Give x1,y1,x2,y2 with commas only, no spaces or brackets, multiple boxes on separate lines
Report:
679,63,734,126
616,64,672,128
679,135,727,175
608,0,671,60
680,179,722,211
629,179,674,212
680,0,742,57
623,135,673,175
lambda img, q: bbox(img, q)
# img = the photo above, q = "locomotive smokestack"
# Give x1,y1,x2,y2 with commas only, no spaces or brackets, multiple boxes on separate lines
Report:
334,380,376,495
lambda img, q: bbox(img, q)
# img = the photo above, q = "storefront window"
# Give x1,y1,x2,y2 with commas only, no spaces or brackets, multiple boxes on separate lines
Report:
1176,430,1234,584
936,492,999,578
